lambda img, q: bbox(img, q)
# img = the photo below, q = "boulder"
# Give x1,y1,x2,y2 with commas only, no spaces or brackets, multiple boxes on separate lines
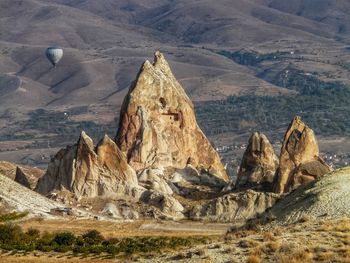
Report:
274,116,331,193
138,168,174,195
101,203,122,218
236,132,278,191
115,51,228,183
142,190,184,220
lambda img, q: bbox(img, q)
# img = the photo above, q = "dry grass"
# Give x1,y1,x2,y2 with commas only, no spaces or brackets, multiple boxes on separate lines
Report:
246,254,261,263
0,254,114,263
263,241,280,254
279,249,313,263
239,239,259,248
231,218,350,263
273,228,282,236
334,218,350,232
19,219,223,239
249,246,262,258
318,217,350,232
3,217,350,262
316,251,336,261
233,229,258,238
262,232,276,242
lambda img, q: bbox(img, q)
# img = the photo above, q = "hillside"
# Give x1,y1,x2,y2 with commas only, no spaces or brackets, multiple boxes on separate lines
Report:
0,0,350,168
0,172,60,216
268,166,350,224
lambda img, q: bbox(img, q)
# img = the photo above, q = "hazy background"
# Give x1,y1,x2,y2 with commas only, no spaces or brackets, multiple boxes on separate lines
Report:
1,0,350,171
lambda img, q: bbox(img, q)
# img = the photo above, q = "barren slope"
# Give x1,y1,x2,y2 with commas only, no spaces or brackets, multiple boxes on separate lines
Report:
269,166,350,223
0,172,60,216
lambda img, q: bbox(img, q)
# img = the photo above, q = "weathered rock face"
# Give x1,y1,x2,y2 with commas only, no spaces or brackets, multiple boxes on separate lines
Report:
236,132,278,191
189,190,280,223
35,132,140,198
0,161,44,189
138,169,174,195
142,190,185,220
115,51,228,182
15,167,35,190
274,116,331,193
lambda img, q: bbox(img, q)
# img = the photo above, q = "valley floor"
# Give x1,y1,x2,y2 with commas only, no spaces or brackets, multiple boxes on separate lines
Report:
18,219,231,238
1,217,349,262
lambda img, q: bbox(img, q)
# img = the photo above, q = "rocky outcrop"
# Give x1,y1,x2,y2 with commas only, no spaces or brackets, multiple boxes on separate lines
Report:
274,116,331,193
138,168,174,195
189,190,280,222
235,132,278,191
268,167,350,224
115,51,228,182
141,190,184,220
15,167,33,189
0,161,44,189
35,132,140,198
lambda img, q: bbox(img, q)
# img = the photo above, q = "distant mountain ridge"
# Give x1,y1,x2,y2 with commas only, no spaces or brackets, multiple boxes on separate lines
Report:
2,0,350,109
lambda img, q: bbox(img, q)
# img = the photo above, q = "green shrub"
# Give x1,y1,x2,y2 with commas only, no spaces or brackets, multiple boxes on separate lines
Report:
88,245,105,254
53,245,71,253
53,232,76,246
0,212,29,222
82,230,104,245
24,228,40,242
0,223,208,257
0,223,24,244
72,245,89,254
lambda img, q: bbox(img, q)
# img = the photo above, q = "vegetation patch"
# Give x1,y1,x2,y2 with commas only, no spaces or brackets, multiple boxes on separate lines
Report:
0,212,29,222
0,223,208,258
204,50,350,137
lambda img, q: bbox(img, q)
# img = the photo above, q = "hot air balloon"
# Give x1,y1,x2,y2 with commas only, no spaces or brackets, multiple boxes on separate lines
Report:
46,46,63,67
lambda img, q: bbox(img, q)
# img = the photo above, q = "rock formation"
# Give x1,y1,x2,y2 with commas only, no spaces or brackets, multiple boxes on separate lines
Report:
115,51,228,182
189,190,280,222
15,167,35,190
0,161,44,189
35,132,140,198
138,169,174,195
274,116,331,193
235,132,278,191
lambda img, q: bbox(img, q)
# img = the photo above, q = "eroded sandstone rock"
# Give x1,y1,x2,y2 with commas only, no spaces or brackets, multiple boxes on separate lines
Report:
115,51,228,182
35,132,141,198
15,167,32,189
189,190,280,222
274,116,331,193
138,168,174,195
236,132,278,191
141,190,184,220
